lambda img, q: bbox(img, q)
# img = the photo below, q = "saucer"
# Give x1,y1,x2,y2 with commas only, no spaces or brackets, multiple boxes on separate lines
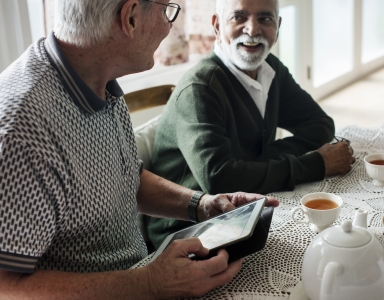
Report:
290,281,310,300
372,179,384,187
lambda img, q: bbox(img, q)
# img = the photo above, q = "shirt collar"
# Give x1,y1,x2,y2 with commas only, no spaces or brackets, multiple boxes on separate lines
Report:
213,41,275,92
44,32,124,114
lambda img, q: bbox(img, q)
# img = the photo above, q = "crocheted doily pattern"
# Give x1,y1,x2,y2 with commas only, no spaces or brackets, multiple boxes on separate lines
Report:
132,124,384,300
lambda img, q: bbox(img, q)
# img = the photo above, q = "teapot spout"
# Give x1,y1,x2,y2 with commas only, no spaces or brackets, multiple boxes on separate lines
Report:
353,209,368,228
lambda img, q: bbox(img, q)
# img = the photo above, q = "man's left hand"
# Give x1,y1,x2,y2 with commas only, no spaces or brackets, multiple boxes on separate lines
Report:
197,192,279,222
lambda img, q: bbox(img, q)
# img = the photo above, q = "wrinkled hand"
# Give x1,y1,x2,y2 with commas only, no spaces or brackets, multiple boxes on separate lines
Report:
317,141,356,176
146,238,243,299
197,192,279,222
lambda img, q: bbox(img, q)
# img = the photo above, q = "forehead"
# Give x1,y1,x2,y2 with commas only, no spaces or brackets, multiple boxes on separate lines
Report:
224,0,277,16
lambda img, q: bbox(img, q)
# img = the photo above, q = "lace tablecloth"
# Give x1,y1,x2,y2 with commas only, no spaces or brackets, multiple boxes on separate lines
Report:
132,124,384,300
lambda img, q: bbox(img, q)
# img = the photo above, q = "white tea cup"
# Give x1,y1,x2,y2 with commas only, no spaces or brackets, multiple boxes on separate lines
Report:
364,153,384,187
290,192,343,233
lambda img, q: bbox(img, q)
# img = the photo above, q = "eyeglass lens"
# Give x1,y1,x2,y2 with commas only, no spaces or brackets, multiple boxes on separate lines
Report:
165,4,179,22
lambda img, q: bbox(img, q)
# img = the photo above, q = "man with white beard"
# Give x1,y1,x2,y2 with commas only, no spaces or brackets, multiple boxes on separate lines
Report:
146,0,355,248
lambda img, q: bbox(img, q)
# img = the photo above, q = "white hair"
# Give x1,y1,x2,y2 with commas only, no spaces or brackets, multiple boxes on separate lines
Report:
216,0,279,20
54,0,152,47
216,0,227,20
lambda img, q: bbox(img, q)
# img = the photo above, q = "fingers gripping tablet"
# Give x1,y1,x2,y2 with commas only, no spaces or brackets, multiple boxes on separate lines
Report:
150,198,274,263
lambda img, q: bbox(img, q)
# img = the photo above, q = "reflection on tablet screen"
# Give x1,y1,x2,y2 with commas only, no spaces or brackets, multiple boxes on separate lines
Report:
169,204,254,250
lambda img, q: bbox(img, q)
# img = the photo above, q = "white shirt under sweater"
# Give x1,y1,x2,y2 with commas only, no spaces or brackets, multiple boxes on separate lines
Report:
214,42,276,118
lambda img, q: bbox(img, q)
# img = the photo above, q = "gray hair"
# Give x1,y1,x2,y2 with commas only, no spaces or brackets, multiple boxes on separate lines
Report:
54,0,153,47
216,0,279,20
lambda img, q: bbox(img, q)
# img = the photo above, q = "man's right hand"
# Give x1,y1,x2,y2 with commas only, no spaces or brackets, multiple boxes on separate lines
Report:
0,239,241,300
146,238,243,299
317,141,356,176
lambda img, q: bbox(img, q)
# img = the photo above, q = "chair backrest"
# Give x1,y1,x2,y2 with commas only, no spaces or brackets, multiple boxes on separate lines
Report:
124,84,175,113
124,85,175,171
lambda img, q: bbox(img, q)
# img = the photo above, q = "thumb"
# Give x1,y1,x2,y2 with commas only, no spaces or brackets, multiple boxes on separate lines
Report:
173,237,210,258
219,196,236,212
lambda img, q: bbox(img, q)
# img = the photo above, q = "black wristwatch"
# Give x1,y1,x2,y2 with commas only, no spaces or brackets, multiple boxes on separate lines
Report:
188,191,205,223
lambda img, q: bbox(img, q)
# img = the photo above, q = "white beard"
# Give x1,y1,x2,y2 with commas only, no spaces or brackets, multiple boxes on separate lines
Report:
221,34,271,71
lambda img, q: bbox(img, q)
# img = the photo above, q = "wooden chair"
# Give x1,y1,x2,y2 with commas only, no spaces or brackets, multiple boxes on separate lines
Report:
123,84,175,113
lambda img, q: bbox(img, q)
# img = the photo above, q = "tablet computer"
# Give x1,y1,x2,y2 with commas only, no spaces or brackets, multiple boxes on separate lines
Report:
150,198,274,263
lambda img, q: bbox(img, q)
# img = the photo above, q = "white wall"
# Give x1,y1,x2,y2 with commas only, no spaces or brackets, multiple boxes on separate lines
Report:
0,0,32,73
26,0,45,43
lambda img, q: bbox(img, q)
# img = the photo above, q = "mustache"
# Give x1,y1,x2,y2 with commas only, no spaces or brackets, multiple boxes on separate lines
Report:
232,35,268,46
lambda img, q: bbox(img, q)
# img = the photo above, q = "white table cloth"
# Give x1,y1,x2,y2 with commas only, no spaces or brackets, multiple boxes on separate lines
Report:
132,124,384,300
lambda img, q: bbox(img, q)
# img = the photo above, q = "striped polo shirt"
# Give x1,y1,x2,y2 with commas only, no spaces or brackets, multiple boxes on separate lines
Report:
0,32,147,273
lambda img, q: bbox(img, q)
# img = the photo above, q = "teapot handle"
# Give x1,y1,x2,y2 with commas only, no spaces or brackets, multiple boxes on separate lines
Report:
290,207,309,225
320,262,342,300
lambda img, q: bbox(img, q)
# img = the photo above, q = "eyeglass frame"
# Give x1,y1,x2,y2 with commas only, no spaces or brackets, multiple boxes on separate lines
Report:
331,136,351,144
141,0,181,23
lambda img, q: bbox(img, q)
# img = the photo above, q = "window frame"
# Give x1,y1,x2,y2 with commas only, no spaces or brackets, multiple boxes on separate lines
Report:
278,0,384,101
1,0,384,103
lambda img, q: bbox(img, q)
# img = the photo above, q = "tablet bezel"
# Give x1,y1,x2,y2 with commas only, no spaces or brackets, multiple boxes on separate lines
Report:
150,198,268,262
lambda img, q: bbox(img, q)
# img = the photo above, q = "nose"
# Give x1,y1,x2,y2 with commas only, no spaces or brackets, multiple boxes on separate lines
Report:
243,18,262,37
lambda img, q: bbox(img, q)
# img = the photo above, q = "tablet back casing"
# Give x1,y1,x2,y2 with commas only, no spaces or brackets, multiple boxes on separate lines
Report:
225,206,274,263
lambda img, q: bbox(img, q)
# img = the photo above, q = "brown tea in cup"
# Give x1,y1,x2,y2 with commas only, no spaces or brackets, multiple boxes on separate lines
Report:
305,199,338,210
369,160,384,166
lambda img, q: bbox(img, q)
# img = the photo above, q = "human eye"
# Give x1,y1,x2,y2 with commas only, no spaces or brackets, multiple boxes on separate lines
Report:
162,6,169,19
231,13,246,22
259,16,276,24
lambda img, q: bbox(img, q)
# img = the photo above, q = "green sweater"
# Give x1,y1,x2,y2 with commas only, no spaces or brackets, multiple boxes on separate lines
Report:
146,53,334,248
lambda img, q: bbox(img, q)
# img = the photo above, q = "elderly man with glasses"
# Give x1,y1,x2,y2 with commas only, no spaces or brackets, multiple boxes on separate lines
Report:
0,0,279,299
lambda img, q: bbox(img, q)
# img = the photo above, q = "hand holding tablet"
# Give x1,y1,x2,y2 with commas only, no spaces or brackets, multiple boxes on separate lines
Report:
151,198,274,263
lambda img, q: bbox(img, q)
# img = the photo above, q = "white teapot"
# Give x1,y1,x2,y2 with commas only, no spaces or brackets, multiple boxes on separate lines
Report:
301,209,384,300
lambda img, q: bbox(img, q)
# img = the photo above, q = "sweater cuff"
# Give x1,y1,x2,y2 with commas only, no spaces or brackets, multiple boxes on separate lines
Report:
295,151,325,184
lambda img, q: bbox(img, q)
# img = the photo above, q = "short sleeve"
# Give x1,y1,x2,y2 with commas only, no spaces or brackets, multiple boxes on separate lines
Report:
0,136,56,273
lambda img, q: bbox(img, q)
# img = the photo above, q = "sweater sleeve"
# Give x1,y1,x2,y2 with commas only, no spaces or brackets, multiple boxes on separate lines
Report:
172,81,325,195
257,56,335,162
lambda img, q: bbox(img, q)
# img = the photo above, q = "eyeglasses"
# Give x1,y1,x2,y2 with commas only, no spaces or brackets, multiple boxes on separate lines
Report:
142,0,181,23
332,136,350,144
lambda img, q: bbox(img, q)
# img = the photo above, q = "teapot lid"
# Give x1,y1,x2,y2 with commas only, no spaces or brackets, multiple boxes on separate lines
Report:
323,220,371,248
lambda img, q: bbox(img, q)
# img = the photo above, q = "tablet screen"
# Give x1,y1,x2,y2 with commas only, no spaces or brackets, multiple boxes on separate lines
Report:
169,202,256,249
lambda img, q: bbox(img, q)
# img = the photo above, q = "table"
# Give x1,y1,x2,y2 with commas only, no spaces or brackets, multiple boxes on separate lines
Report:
132,124,384,300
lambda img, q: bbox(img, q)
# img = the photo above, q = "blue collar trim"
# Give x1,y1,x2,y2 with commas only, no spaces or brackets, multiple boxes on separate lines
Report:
44,32,124,114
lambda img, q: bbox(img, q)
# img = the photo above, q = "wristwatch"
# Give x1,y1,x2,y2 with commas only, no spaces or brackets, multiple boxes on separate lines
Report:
188,191,205,222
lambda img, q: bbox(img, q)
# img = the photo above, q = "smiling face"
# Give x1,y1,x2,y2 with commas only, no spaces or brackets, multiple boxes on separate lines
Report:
214,0,281,75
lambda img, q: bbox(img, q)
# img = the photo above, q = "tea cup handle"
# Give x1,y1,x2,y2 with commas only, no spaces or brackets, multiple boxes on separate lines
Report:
290,207,309,225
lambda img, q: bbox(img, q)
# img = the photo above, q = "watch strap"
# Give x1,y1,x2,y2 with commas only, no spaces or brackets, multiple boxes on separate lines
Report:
188,191,205,222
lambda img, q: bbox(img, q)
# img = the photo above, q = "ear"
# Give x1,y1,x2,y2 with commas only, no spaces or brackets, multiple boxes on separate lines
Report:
275,16,282,42
212,14,221,43
120,0,140,38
